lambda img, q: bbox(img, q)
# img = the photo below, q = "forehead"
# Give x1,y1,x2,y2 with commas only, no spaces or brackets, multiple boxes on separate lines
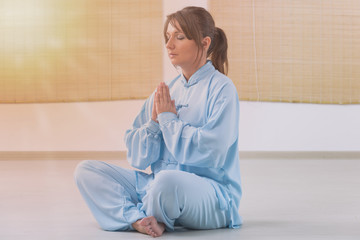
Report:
166,20,183,34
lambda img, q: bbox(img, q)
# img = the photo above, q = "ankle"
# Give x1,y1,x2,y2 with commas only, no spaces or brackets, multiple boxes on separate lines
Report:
131,219,141,230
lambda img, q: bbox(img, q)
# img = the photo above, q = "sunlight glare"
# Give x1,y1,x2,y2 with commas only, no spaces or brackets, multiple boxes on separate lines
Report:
0,0,53,54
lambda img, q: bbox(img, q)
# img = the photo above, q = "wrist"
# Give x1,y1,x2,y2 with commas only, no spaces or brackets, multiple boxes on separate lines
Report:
158,112,178,126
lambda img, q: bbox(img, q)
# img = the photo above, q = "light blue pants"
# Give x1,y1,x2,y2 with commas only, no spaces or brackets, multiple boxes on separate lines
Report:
74,160,228,231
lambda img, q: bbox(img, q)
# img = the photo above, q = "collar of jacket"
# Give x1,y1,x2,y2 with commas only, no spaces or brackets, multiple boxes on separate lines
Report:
180,60,215,87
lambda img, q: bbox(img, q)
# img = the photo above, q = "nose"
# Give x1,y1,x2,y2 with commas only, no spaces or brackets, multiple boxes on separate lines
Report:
166,37,174,50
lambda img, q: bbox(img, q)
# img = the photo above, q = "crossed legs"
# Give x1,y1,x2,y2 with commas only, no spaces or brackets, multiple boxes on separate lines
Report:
74,161,227,237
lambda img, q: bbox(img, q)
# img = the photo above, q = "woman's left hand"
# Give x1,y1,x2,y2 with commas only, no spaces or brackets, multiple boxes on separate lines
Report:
155,82,177,115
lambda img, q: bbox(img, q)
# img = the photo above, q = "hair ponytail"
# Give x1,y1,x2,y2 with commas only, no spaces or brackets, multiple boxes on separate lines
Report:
208,27,228,75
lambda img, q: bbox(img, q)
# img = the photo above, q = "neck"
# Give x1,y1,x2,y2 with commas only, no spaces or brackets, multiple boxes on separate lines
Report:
182,59,207,81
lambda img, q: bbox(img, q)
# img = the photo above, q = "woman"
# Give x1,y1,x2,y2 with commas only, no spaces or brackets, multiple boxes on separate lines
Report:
75,6,242,237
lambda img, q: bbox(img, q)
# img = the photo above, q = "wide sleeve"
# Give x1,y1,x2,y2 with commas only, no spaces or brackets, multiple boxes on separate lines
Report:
124,93,162,170
157,83,239,169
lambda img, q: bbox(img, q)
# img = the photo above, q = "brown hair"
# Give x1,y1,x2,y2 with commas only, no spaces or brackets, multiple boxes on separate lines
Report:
164,6,228,75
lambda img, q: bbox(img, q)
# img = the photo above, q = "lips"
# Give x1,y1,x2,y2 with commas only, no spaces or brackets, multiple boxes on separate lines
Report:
168,53,177,58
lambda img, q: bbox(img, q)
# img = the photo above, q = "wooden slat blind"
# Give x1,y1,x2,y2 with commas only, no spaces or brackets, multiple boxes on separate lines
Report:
0,0,162,103
209,0,360,104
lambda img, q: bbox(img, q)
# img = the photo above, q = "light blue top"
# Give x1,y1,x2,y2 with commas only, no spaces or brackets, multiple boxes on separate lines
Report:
124,60,242,228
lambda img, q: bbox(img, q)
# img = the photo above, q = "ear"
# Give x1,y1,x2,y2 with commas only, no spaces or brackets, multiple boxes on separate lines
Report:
202,36,211,51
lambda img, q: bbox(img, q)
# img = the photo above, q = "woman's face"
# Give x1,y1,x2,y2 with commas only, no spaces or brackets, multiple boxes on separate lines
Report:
165,21,199,69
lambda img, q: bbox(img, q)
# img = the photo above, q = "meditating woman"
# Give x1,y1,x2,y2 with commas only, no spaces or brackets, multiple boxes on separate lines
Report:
75,6,242,237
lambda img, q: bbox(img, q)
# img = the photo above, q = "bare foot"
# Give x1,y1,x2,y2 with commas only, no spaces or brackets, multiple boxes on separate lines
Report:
132,216,165,238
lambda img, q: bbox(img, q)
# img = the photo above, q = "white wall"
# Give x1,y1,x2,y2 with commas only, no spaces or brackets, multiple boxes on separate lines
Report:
1,100,360,152
0,101,141,151
238,101,360,151
1,0,360,152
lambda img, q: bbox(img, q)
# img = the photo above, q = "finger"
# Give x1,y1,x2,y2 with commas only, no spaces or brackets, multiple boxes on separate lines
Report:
160,82,170,103
154,93,157,107
156,86,161,105
157,85,161,98
152,94,158,121
154,91,158,103
164,84,171,103
160,83,166,103
154,92,160,109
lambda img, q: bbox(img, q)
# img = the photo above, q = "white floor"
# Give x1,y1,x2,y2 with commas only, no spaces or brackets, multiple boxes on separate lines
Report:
1,158,359,240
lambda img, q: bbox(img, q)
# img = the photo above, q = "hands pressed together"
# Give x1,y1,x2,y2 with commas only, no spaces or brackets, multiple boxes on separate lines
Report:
152,82,177,122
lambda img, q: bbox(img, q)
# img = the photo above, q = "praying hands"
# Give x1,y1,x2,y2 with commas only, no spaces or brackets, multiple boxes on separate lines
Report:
152,82,177,122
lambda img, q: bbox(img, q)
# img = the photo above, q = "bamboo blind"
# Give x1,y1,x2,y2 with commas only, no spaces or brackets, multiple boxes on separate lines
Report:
0,0,162,103
210,0,360,104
